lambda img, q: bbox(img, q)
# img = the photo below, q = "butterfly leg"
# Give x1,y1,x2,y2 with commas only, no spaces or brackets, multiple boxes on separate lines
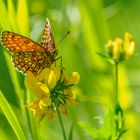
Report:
55,56,63,68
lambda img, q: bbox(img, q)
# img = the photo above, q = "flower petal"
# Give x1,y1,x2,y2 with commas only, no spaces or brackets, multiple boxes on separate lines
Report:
48,70,57,88
39,97,52,109
25,71,38,89
124,32,133,50
25,72,45,97
112,38,122,62
26,100,46,121
64,72,80,85
64,89,73,99
38,82,50,96
67,99,79,106
59,105,68,115
37,68,50,82
51,67,61,81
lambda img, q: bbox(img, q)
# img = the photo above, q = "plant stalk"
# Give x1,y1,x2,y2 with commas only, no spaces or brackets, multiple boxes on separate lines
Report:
115,62,119,140
55,102,67,140
115,62,119,104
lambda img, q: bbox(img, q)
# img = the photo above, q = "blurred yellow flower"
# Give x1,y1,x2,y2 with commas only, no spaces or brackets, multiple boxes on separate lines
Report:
112,38,122,62
124,32,136,59
25,67,80,120
105,32,135,63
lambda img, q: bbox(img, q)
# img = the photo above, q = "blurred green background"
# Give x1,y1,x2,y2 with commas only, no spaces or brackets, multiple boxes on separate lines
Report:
0,0,140,140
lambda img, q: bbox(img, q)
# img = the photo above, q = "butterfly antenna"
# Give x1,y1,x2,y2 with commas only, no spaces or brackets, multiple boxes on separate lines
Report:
56,31,70,47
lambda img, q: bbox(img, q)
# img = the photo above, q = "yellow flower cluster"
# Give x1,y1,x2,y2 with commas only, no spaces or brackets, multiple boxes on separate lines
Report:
25,67,80,120
105,32,135,63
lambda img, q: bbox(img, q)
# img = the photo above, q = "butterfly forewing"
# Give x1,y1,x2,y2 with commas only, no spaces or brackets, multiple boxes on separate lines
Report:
1,31,46,53
41,18,56,53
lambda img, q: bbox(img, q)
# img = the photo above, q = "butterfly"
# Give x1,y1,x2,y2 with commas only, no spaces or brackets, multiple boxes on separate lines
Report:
0,18,58,75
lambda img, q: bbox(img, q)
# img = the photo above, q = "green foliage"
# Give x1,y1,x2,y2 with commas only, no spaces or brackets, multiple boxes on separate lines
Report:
79,110,114,140
115,103,127,140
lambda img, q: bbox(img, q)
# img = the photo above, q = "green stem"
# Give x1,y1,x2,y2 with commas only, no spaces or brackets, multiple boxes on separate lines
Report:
115,62,119,140
115,63,119,104
55,102,67,140
114,63,126,139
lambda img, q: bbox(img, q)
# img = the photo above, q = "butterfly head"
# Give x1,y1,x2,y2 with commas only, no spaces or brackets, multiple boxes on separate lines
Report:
47,47,58,57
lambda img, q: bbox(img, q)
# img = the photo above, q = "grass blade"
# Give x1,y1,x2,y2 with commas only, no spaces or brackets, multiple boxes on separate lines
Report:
0,0,25,109
0,91,26,140
8,0,18,31
17,0,29,36
68,124,74,140
0,0,11,29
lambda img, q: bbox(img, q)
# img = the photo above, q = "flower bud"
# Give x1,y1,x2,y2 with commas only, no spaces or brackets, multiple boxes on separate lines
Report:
112,38,122,62
124,32,135,59
105,40,113,56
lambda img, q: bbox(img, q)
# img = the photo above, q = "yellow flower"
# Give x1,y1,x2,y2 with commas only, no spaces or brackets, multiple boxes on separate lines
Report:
104,32,135,63
25,67,80,120
26,100,46,121
112,38,122,62
124,32,135,59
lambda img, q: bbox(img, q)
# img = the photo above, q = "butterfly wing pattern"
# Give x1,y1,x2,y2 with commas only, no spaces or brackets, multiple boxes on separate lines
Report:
0,18,57,75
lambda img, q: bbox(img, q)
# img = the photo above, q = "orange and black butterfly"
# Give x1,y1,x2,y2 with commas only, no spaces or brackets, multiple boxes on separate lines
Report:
0,18,58,75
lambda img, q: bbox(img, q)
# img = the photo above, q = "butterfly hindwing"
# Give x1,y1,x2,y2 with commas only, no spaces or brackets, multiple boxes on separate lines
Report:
12,52,47,74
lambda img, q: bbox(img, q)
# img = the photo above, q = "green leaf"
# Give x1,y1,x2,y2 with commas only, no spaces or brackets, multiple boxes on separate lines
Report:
119,129,128,137
68,124,74,140
97,50,110,59
0,91,26,140
115,102,123,117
